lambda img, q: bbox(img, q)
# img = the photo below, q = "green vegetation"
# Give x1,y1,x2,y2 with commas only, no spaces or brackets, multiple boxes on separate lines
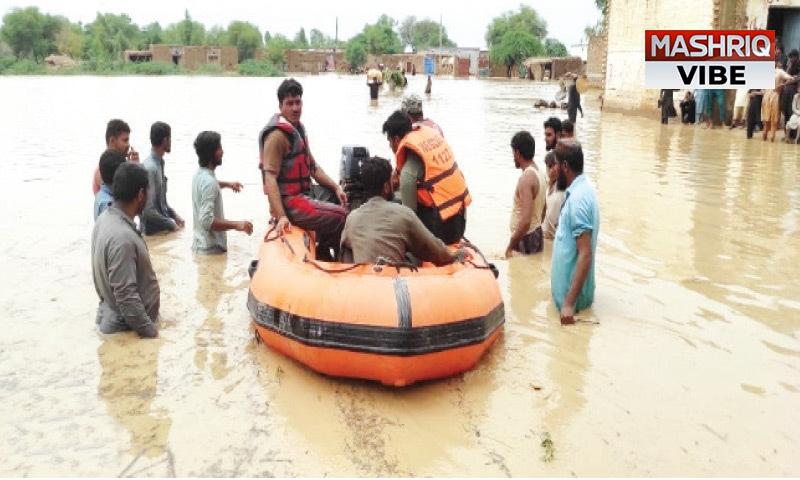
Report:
544,38,568,57
399,16,456,52
486,5,553,77
237,59,282,77
345,39,367,70
489,29,545,78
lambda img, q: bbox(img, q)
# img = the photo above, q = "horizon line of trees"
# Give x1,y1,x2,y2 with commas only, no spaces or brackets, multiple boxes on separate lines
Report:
1,5,578,75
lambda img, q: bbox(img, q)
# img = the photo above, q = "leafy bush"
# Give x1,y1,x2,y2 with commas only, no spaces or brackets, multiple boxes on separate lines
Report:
0,55,17,73
2,58,46,74
192,63,225,75
123,61,179,75
237,59,282,77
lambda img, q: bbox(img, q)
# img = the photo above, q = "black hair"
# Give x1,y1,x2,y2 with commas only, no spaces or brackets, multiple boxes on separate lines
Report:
112,162,149,202
555,139,584,174
277,78,303,103
359,156,393,198
544,151,557,167
382,110,412,139
789,49,799,58
150,121,171,147
562,119,575,135
510,131,535,160
99,149,126,185
544,116,562,134
194,131,222,168
105,119,130,143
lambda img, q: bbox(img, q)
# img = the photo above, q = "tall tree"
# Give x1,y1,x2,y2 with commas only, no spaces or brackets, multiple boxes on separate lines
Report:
359,15,402,54
140,22,163,48
204,26,227,46
403,18,455,52
544,38,568,57
485,5,547,48
293,28,308,48
489,28,544,77
163,10,205,45
399,16,416,49
55,20,85,58
345,35,367,69
85,13,142,61
0,7,62,59
265,33,293,65
226,21,263,61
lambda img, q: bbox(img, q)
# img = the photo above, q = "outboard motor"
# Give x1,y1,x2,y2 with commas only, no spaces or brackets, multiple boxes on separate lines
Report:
339,145,370,210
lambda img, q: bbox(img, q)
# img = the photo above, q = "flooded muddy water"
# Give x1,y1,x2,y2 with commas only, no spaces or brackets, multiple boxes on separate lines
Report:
0,75,798,475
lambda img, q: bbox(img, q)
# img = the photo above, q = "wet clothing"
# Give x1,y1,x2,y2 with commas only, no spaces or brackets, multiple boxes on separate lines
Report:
340,196,454,265
142,151,178,235
415,118,444,137
192,167,226,254
92,205,159,338
694,89,706,122
368,81,380,99
551,174,599,313
94,184,113,220
746,90,764,139
567,82,583,124
704,89,726,124
680,97,696,124
762,68,793,124
786,93,800,131
543,183,565,240
514,226,543,254
660,89,675,124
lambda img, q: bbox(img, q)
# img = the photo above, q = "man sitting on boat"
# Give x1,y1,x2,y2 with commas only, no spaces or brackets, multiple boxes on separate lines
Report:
340,156,466,266
259,79,348,260
382,111,471,245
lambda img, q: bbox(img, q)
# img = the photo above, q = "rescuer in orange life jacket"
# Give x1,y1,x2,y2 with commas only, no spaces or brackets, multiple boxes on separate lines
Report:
382,110,471,245
259,78,348,259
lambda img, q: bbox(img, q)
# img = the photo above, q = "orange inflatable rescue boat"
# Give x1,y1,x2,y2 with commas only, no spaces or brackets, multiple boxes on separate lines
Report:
247,227,504,387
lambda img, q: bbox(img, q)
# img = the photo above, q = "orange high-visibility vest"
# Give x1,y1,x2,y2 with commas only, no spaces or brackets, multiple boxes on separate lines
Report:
396,126,471,221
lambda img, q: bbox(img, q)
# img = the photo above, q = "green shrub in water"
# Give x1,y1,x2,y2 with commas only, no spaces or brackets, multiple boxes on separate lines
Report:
192,63,225,75
123,61,180,75
238,59,283,77
0,55,16,73
2,59,46,75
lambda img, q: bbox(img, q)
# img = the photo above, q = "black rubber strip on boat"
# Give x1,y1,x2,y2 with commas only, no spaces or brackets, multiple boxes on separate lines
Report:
393,277,412,329
247,291,504,356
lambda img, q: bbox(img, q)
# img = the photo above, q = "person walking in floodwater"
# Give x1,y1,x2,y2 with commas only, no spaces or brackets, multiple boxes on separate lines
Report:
425,75,432,94
94,149,126,220
762,61,795,142
260,78,347,259
191,131,253,254
92,163,159,338
542,151,565,240
506,131,546,257
92,119,139,195
566,73,583,125
551,139,599,325
142,121,184,234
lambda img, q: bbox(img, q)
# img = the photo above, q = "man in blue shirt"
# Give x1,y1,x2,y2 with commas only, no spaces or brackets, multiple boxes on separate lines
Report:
551,139,599,324
94,149,126,220
142,121,184,235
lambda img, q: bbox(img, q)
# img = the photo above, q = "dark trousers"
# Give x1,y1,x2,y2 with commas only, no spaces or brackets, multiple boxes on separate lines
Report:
417,206,466,245
746,95,763,139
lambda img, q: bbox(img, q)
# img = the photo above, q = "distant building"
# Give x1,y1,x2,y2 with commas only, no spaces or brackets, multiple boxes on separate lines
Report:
123,45,238,71
603,0,800,112
523,56,584,81
282,49,345,74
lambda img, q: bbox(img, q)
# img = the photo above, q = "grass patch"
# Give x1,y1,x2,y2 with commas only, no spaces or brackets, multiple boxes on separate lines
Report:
237,59,283,77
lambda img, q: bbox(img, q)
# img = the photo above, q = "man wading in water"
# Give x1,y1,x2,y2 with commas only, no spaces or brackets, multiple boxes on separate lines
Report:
506,131,546,257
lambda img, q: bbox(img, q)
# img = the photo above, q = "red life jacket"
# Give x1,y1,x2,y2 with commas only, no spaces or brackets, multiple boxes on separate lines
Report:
258,114,312,197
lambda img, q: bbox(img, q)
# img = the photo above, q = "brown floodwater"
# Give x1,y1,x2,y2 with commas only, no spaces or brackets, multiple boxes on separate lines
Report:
0,75,798,476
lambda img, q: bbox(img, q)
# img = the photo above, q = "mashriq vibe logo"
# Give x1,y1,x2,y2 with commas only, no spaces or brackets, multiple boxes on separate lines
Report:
645,30,775,89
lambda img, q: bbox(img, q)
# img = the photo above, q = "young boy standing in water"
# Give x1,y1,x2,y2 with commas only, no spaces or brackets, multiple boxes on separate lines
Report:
92,119,139,194
191,131,253,254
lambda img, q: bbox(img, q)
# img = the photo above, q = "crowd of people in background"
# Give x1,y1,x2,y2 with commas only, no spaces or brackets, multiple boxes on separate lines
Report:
661,41,800,144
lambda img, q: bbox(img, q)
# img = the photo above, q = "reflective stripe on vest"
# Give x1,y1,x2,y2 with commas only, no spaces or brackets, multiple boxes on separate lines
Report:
396,125,472,221
258,114,312,197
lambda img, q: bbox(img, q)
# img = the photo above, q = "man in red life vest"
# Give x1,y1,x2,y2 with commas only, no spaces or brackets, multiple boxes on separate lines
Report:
259,79,347,258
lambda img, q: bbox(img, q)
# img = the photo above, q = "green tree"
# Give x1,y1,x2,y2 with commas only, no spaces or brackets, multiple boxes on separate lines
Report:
293,28,308,48
309,28,341,49
345,35,367,70
399,17,455,52
0,7,61,59
204,26,227,46
489,28,544,77
265,33,293,66
226,21,262,61
163,10,205,45
85,13,142,61
544,38,568,57
360,15,401,54
263,31,272,45
486,5,547,48
55,21,85,58
140,22,163,48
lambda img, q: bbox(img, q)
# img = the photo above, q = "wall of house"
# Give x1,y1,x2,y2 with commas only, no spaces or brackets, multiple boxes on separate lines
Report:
586,33,607,87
